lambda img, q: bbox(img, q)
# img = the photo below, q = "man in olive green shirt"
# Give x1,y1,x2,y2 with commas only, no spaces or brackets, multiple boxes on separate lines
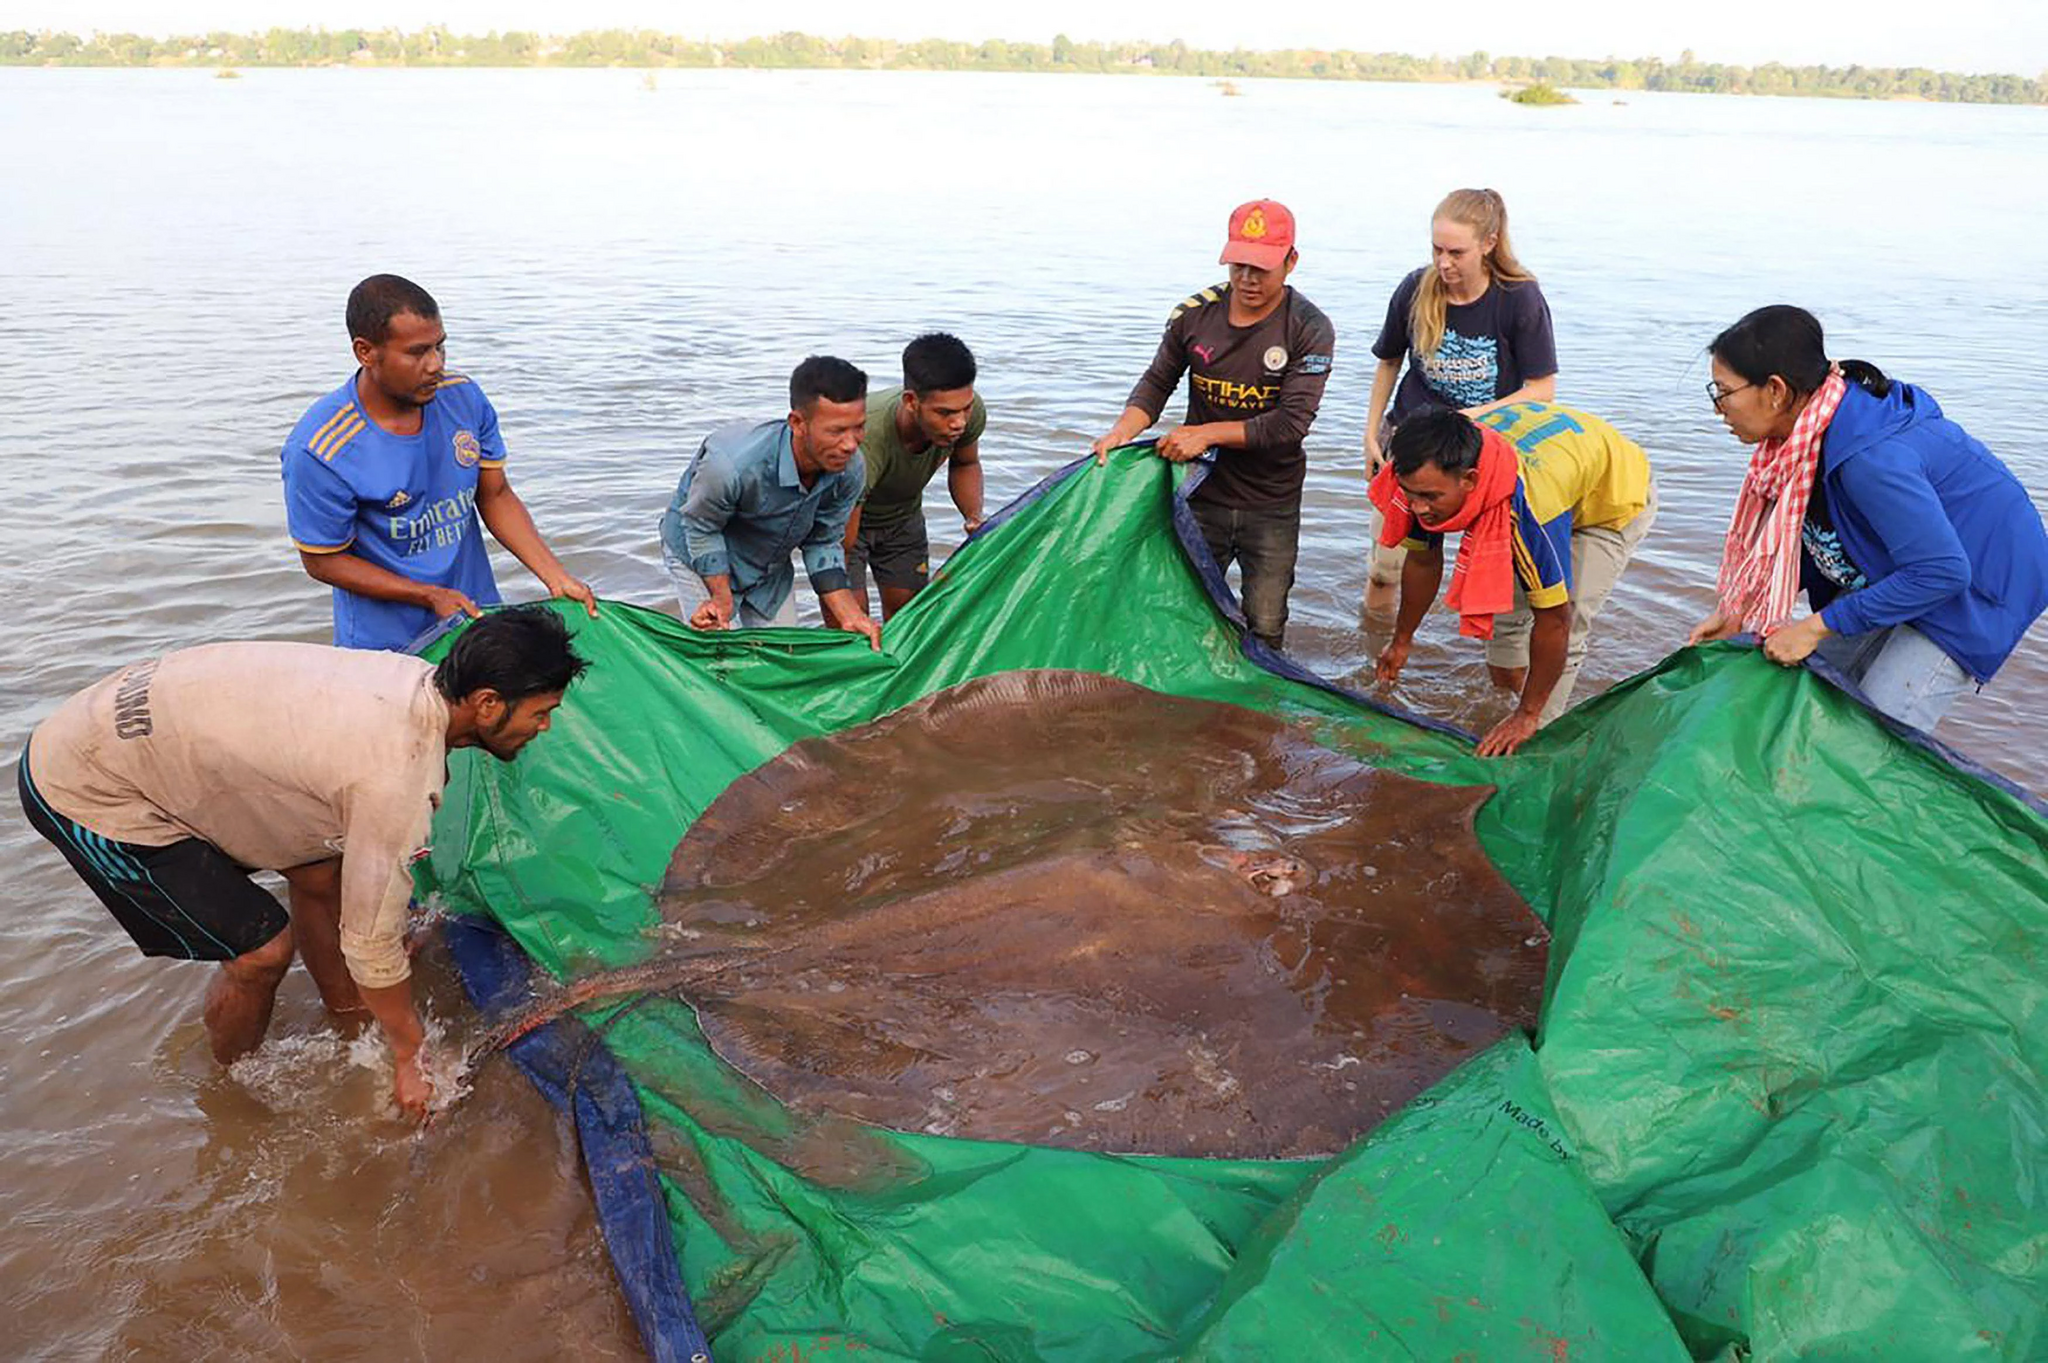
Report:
844,333,988,619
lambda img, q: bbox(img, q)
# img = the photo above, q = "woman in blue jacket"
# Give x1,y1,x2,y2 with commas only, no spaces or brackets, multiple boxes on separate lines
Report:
1688,305,2048,729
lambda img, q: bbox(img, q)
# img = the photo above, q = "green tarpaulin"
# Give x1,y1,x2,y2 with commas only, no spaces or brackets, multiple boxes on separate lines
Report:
422,449,2048,1361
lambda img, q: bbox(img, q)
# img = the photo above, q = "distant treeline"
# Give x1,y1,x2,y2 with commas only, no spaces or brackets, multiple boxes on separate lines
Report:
6,27,2044,105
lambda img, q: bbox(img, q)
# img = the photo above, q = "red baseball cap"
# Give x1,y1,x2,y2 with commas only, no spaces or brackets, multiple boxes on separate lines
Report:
1220,199,1296,269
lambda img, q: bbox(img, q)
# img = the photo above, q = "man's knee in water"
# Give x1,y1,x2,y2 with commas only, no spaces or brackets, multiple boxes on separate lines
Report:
223,927,295,987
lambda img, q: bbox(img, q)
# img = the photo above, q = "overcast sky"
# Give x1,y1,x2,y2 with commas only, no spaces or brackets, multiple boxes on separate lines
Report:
13,1,2046,76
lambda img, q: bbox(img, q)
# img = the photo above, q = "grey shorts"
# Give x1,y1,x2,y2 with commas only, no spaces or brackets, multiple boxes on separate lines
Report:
849,511,930,593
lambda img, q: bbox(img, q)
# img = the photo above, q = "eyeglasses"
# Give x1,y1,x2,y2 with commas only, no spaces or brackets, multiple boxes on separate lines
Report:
1706,379,1752,411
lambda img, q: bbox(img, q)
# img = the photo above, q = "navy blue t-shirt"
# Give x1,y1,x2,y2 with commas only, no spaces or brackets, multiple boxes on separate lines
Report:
1371,268,1558,425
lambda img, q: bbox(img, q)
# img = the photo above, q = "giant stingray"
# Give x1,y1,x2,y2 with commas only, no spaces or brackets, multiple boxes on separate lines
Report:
481,671,1548,1160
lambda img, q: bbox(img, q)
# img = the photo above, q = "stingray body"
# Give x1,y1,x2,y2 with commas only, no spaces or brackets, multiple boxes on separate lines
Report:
481,671,1548,1159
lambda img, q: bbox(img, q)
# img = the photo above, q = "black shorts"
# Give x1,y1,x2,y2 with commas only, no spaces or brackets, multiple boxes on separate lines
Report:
850,510,931,592
17,747,289,962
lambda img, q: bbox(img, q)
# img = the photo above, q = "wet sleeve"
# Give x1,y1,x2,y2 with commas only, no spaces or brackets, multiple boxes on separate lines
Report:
1508,284,1559,384
1818,443,1971,636
1244,309,1337,449
282,446,361,554
801,456,860,595
474,386,507,468
1371,273,1419,363
336,776,437,990
678,446,739,581
1125,312,1190,422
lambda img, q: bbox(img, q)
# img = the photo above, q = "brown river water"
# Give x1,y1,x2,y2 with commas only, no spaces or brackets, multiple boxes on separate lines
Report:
3,68,2044,1358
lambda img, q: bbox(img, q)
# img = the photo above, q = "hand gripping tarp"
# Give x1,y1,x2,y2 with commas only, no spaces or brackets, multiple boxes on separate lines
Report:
421,448,2048,1362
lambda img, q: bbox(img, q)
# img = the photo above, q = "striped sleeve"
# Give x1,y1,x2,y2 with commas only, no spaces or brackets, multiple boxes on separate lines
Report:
282,442,360,554
1512,489,1573,608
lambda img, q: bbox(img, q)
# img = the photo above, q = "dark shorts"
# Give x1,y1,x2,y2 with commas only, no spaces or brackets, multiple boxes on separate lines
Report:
17,747,288,962
849,510,931,593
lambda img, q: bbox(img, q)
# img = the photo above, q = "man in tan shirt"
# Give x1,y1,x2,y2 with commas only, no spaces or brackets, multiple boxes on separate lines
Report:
17,605,588,1119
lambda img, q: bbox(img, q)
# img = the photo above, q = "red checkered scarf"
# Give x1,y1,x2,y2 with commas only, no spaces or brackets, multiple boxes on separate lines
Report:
1715,369,1847,635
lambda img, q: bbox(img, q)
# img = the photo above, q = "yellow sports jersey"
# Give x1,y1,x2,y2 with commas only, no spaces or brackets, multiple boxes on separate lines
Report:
1478,402,1650,533
1402,403,1651,609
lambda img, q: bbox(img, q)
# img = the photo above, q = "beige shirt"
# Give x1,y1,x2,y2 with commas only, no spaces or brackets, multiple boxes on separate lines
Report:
28,642,449,989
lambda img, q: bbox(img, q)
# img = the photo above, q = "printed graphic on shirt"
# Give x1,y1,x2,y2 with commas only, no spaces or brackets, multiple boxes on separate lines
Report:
112,659,158,740
1803,519,1868,590
388,487,480,559
1420,331,1501,410
1191,372,1279,413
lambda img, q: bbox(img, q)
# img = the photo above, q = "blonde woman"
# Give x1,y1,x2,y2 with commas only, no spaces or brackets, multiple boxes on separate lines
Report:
1363,189,1557,605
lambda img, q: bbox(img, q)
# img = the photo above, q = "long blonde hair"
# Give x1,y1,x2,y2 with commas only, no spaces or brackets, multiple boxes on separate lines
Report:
1408,188,1536,359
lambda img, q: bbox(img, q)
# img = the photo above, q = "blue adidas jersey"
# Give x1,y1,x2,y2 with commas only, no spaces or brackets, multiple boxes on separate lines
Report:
281,371,506,651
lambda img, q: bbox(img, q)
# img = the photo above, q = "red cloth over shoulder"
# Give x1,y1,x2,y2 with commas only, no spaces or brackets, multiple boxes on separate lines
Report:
1368,427,1521,639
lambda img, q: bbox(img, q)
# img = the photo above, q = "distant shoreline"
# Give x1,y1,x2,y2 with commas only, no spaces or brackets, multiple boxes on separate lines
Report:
5,28,2042,106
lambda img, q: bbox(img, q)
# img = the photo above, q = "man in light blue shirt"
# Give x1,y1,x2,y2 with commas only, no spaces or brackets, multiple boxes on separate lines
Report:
659,356,881,649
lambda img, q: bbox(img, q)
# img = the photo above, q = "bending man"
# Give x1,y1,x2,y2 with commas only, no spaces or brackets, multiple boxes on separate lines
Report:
659,356,881,649
1372,405,1656,756
17,606,589,1118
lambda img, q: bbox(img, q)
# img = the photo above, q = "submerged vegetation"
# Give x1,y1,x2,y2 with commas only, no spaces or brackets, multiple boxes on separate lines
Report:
4,28,2044,105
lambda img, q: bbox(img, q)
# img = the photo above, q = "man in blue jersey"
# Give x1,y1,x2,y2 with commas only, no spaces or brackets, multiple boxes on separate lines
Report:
281,275,596,651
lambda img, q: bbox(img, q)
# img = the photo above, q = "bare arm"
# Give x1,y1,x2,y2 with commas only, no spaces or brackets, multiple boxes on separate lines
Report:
1092,404,1157,464
948,441,985,529
1477,601,1572,758
1364,357,1400,475
298,547,482,620
817,587,881,650
474,467,596,615
1375,541,1444,685
357,979,432,1118
1516,602,1572,719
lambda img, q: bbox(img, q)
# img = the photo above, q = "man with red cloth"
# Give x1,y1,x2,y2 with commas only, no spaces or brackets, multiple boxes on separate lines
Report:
1371,405,1656,755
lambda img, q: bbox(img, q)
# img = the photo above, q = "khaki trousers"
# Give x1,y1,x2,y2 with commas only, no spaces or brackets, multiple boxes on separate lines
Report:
1485,481,1658,725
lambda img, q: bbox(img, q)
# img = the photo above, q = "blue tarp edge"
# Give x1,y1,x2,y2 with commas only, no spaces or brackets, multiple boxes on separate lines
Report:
443,914,711,1363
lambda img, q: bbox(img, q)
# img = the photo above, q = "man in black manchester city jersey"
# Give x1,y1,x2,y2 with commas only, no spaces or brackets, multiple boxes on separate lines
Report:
1092,200,1337,650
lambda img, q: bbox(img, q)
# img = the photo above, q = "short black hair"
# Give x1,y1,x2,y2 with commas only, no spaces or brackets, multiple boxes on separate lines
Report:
347,274,440,346
901,333,977,396
1388,409,1483,477
433,604,590,704
789,355,867,412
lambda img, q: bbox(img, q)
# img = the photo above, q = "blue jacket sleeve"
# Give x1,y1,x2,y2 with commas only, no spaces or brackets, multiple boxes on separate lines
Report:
1819,444,1971,636
800,456,861,596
